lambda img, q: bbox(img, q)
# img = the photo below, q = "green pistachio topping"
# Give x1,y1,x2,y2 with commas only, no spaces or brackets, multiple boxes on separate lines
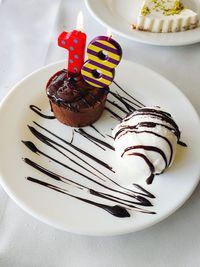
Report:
163,1,184,16
142,0,185,16
141,5,151,16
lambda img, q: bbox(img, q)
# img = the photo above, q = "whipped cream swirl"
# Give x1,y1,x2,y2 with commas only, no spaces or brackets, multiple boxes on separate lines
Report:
113,106,182,184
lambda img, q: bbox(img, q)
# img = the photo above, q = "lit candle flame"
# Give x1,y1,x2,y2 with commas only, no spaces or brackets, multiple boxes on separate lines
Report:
76,11,84,32
106,28,112,38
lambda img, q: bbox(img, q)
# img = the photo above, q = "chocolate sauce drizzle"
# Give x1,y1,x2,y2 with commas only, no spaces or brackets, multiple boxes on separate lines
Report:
89,124,105,138
23,81,158,218
75,128,114,151
33,121,114,173
23,157,155,210
27,177,130,218
106,99,129,115
105,107,123,121
22,140,109,185
113,81,144,108
115,130,174,167
74,129,106,151
124,109,181,139
122,145,168,169
27,125,110,180
22,133,154,202
109,91,137,113
30,105,55,119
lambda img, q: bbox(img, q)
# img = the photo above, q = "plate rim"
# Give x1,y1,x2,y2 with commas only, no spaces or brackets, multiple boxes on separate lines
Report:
84,0,200,46
0,59,200,236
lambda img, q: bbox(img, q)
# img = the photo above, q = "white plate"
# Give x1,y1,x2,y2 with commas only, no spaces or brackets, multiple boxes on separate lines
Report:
0,60,200,236
85,0,200,46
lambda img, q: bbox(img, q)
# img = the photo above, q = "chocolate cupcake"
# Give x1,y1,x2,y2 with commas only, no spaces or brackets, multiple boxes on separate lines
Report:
46,69,109,127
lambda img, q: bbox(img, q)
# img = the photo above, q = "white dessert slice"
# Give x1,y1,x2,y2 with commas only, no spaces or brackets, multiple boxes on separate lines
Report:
133,0,199,33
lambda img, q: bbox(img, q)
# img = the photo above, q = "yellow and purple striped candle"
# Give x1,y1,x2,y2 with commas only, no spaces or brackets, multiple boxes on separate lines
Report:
81,36,122,88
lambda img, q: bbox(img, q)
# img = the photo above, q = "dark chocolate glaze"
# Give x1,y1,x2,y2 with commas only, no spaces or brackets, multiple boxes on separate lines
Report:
30,105,55,119
27,177,130,218
46,69,109,112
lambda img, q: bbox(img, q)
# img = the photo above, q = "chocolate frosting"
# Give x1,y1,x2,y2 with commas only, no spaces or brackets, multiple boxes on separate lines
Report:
46,69,109,112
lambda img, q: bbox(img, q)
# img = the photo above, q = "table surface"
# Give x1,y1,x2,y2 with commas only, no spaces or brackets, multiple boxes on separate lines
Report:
0,0,200,266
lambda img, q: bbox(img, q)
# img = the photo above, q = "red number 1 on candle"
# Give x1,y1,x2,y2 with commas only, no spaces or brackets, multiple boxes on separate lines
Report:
58,30,86,75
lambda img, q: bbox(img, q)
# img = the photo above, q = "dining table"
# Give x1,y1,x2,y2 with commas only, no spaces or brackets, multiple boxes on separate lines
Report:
0,0,200,266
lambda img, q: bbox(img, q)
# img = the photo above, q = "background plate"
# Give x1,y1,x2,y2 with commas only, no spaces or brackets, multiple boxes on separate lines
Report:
85,0,200,46
0,60,200,236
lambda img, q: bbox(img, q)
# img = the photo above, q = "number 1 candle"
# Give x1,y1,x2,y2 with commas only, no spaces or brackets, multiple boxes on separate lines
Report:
58,12,86,76
81,33,122,88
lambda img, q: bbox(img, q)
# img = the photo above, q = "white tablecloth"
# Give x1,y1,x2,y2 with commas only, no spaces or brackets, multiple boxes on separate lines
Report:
0,0,200,266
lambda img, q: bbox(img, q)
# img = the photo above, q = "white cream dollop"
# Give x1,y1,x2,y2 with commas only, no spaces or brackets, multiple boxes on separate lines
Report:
112,106,181,184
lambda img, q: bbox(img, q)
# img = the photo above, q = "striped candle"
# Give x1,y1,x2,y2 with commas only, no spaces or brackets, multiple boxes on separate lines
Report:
81,36,122,88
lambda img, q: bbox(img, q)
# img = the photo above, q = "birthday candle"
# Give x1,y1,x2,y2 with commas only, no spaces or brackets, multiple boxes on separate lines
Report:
81,35,122,88
58,12,86,76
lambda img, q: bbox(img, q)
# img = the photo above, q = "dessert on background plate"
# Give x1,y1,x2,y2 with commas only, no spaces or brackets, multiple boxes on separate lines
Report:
113,106,186,185
132,0,199,32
